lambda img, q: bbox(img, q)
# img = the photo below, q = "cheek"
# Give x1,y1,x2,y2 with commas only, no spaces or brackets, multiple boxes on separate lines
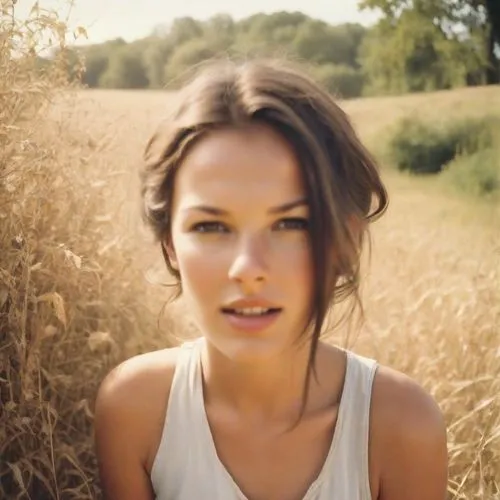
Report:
172,235,227,296
272,238,313,288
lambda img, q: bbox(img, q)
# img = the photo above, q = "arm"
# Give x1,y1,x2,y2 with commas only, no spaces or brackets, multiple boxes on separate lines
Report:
94,349,177,500
372,367,448,500
94,364,155,500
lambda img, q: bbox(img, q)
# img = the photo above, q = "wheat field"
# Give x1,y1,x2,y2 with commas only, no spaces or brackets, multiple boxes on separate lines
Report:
2,81,499,499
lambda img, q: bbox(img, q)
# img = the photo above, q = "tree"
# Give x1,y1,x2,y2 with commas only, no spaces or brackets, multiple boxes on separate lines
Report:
141,38,174,88
168,17,203,46
293,20,338,64
238,11,309,36
292,21,366,67
99,47,149,89
332,23,367,68
236,11,309,56
203,14,236,52
360,0,500,84
313,63,365,98
359,10,477,94
66,12,372,91
164,38,216,85
484,0,500,83
81,47,109,87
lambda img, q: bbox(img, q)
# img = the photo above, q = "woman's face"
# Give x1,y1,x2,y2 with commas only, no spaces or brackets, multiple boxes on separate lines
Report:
168,122,313,361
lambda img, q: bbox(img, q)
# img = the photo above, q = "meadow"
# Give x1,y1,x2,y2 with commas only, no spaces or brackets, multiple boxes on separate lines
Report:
2,73,499,500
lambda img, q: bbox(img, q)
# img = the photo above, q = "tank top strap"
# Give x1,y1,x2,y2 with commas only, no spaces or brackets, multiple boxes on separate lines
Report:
328,350,377,495
342,350,377,418
150,339,203,495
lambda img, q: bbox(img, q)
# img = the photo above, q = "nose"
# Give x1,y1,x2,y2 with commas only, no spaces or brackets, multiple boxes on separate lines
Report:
228,234,268,293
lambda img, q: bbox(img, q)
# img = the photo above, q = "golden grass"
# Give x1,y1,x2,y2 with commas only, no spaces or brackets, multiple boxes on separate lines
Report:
0,4,161,498
1,14,499,496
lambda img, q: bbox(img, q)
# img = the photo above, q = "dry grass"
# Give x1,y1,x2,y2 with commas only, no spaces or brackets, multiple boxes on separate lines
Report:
1,11,499,498
0,3,162,498
358,181,499,498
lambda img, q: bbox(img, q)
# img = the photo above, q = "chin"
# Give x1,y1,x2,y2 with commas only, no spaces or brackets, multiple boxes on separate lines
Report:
203,330,292,364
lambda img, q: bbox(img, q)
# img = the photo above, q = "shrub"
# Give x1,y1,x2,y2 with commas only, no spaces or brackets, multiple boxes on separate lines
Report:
443,146,500,198
99,46,150,89
312,63,364,98
389,115,500,174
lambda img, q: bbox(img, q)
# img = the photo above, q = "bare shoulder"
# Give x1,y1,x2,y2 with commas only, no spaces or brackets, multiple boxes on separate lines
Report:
94,346,182,475
369,364,448,499
96,346,181,407
371,364,447,440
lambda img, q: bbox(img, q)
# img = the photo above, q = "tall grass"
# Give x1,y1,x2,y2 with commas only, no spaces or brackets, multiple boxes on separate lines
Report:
0,3,162,498
357,184,500,498
1,5,499,498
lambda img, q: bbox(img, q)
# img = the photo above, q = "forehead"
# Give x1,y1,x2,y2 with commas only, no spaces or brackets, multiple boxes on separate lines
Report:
173,123,305,209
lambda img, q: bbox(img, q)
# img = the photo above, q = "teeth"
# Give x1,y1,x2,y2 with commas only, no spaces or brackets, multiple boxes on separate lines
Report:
233,307,271,316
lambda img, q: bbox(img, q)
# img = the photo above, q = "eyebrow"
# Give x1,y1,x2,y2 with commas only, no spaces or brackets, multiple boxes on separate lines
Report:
184,198,309,216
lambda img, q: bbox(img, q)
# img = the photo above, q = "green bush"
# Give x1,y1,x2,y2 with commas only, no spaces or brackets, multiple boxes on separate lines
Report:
443,147,500,198
389,115,500,174
312,63,364,98
99,47,149,88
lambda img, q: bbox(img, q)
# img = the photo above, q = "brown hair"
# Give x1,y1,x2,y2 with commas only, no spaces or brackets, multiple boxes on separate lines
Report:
141,58,388,417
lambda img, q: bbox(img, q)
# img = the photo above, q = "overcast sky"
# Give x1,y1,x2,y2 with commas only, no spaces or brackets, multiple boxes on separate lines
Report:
16,0,380,45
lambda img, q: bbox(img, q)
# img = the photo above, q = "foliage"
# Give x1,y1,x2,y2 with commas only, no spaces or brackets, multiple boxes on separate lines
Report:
53,4,498,96
312,63,365,98
28,1,497,98
442,123,500,198
79,39,126,87
360,0,500,90
203,14,237,52
388,115,500,174
164,38,217,84
69,12,368,95
359,10,482,95
99,46,149,89
443,146,500,198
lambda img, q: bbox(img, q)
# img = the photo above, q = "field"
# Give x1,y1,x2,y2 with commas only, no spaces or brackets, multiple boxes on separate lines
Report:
2,84,499,499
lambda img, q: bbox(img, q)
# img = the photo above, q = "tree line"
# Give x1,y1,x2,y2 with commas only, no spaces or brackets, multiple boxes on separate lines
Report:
62,0,499,98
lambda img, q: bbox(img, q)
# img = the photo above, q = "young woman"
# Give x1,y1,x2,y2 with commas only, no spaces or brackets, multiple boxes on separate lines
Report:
94,59,448,500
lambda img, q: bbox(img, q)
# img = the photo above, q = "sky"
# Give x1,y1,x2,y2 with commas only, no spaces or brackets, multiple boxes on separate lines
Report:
15,0,381,46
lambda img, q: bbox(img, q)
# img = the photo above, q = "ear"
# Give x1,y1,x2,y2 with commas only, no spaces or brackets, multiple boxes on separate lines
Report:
162,238,179,271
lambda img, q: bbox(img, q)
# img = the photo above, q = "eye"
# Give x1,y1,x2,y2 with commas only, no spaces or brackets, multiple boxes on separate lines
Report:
274,218,309,231
190,221,229,233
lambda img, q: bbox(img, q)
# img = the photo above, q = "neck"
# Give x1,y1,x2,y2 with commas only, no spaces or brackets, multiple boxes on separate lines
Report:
200,337,314,424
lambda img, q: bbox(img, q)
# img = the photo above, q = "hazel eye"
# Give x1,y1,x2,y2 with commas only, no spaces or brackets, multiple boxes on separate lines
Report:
274,218,309,231
191,221,229,233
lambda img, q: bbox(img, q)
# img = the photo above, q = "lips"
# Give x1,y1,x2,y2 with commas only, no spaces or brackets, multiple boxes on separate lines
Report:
221,309,282,333
220,298,282,333
221,306,281,316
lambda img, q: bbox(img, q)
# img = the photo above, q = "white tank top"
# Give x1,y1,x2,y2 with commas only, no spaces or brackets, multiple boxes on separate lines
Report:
151,338,377,500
